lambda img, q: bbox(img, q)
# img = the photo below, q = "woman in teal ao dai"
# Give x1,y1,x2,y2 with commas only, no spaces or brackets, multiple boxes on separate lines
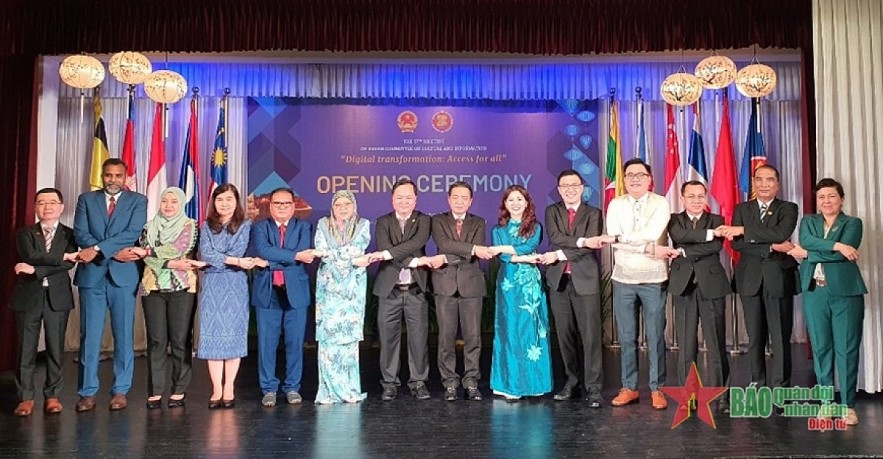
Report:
489,185,552,400
314,190,371,404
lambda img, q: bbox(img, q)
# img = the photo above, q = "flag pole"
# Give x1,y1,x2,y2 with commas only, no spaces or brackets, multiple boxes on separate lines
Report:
607,88,620,349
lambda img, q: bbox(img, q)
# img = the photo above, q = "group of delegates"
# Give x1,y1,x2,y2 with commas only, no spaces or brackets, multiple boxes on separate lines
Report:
10,158,867,427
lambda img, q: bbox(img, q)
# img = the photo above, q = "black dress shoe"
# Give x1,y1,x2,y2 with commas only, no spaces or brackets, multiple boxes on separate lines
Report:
718,398,730,414
411,383,431,400
167,395,186,408
553,386,577,401
381,386,397,401
146,398,162,410
208,399,222,410
444,387,458,401
221,399,235,409
465,387,482,401
586,388,603,408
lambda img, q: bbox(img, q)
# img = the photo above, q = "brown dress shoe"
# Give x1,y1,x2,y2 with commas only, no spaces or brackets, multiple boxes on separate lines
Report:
611,388,640,406
44,398,63,414
651,390,668,410
109,394,128,411
14,400,34,417
76,396,96,412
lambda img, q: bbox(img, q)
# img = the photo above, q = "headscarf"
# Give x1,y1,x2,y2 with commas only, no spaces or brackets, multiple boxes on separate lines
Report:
145,187,192,246
327,190,359,245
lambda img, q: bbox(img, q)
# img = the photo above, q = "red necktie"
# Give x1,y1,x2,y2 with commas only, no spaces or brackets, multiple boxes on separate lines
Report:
108,196,116,217
455,217,463,238
273,223,286,286
565,208,576,273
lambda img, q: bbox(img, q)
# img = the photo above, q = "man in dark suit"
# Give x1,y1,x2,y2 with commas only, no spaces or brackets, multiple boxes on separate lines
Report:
251,187,314,407
540,169,606,407
73,158,147,412
717,165,799,391
369,178,432,401
429,181,492,402
667,181,731,412
11,188,79,416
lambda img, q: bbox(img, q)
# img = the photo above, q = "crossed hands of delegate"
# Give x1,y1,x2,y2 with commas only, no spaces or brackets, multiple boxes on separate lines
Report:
787,241,858,262
713,225,744,240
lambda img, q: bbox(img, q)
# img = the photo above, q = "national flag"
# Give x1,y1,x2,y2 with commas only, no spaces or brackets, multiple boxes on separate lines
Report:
664,104,683,212
604,98,624,208
121,90,137,191
89,90,110,191
209,100,228,196
145,103,168,219
738,98,768,198
687,102,709,185
635,98,649,162
709,92,739,261
178,97,201,222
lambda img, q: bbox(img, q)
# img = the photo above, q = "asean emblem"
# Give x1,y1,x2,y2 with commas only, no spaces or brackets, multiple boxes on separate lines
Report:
397,111,418,133
432,110,453,133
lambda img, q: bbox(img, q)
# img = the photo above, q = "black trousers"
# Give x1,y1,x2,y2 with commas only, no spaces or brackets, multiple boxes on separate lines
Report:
674,283,729,388
742,291,794,388
549,276,602,391
435,293,482,389
15,290,70,401
378,286,429,389
142,290,196,396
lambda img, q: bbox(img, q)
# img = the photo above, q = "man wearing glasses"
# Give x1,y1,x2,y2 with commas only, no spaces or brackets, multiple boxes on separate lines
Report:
606,158,677,410
667,180,732,413
251,187,316,407
540,170,606,407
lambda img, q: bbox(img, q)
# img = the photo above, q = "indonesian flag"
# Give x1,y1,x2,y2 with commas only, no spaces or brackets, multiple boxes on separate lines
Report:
145,102,168,220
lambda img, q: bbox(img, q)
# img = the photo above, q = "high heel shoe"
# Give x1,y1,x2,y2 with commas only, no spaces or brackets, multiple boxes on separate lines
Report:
208,399,222,410
221,398,236,409
146,397,162,410
167,394,186,408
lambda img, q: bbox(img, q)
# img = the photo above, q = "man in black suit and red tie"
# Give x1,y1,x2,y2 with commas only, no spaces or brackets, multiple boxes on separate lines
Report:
11,188,79,416
428,181,493,402
717,165,799,395
540,169,608,408
667,181,732,412
368,178,433,401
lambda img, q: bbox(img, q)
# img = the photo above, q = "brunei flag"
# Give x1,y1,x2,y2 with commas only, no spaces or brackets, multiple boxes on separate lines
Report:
89,90,110,191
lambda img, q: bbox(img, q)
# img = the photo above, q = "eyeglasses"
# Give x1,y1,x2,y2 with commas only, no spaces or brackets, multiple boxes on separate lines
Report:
271,201,294,208
36,201,62,206
624,173,650,180
557,184,583,190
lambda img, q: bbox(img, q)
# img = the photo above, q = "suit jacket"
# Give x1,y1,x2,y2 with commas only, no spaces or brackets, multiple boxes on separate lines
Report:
544,201,602,296
430,212,486,298
797,213,867,297
251,217,312,310
372,211,431,298
11,222,77,312
667,212,731,299
73,190,147,288
731,198,800,298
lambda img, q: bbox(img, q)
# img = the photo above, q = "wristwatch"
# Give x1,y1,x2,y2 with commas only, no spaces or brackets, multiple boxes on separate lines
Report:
93,245,101,252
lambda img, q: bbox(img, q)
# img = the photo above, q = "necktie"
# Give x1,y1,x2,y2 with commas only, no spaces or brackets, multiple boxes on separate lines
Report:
108,196,116,217
455,217,463,238
397,217,412,284
273,223,286,287
43,226,55,252
691,217,699,230
760,203,769,221
565,208,576,274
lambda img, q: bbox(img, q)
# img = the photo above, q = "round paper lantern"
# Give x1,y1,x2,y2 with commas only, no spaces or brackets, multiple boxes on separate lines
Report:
660,72,703,106
144,70,188,104
59,55,105,89
108,52,153,85
735,63,778,98
694,54,737,89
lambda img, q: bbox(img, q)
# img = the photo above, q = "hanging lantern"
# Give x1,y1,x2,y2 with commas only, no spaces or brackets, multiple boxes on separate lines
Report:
144,70,188,104
735,63,778,98
108,52,153,85
660,71,703,106
58,55,105,89
694,54,737,89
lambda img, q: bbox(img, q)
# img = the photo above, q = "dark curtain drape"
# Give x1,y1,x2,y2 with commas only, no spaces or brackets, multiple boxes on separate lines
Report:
0,0,814,372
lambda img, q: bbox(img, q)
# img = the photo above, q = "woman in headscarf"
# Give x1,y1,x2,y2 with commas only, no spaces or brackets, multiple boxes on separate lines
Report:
313,190,371,404
135,187,203,409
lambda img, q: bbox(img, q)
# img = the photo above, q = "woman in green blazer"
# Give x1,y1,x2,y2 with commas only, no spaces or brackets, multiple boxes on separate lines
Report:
790,178,867,426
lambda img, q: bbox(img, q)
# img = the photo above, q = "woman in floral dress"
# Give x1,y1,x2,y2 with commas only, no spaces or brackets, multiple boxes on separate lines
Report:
489,185,552,400
313,190,371,404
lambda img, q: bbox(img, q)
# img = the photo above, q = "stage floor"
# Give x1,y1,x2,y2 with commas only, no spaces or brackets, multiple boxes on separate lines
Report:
1,342,881,458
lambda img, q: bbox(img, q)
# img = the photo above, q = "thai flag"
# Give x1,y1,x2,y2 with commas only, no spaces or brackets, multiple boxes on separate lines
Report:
179,97,201,222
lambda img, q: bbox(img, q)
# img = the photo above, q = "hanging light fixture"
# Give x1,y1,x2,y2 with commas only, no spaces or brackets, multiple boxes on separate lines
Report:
735,60,778,98
144,70,188,104
108,51,153,85
58,55,105,89
660,69,703,106
694,53,737,89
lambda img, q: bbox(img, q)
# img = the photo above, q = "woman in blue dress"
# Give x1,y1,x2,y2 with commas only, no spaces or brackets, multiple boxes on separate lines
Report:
489,185,552,400
197,184,261,409
313,190,371,404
